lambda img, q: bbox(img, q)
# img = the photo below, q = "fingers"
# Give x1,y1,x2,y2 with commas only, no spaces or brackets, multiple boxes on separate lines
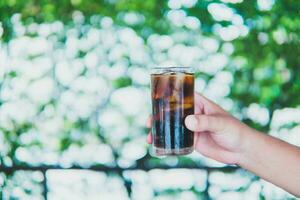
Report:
146,116,152,144
146,116,152,128
147,94,228,144
147,133,152,144
193,132,238,164
185,114,226,133
194,93,204,114
195,92,227,115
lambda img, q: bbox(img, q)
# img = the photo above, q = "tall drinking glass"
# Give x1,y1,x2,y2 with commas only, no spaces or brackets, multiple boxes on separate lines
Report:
151,67,194,156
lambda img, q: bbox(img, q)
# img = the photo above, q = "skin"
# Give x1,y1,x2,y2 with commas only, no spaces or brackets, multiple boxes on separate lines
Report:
147,93,300,197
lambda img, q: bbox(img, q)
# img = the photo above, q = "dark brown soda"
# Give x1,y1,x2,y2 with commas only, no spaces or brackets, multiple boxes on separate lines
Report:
151,72,194,155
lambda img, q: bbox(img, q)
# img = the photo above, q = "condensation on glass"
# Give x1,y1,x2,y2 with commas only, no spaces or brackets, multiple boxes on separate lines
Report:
151,67,194,156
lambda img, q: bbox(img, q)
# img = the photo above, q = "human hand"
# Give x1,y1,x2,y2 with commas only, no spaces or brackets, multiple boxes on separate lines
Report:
147,92,254,164
147,92,300,196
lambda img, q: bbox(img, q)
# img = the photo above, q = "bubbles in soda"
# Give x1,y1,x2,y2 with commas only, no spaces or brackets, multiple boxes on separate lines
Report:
151,71,194,155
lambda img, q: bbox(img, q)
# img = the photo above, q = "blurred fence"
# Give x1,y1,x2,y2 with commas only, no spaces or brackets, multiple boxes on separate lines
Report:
0,164,238,199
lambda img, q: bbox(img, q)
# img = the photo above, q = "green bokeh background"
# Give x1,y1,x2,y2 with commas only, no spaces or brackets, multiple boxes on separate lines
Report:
0,0,299,199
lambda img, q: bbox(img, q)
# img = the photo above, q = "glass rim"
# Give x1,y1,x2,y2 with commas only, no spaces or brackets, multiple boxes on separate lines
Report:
151,66,194,74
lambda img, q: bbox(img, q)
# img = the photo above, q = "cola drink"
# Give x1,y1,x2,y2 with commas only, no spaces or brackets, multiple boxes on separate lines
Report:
151,67,194,156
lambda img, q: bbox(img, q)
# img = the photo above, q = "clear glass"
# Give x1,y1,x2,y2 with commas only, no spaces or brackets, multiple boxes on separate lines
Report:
150,67,194,156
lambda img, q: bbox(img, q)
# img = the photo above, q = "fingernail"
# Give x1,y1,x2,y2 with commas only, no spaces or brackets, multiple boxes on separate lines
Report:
185,115,198,130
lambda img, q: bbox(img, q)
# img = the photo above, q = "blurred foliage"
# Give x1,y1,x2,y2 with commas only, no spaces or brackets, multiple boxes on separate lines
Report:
230,1,300,130
0,0,168,41
1,0,299,132
0,0,300,199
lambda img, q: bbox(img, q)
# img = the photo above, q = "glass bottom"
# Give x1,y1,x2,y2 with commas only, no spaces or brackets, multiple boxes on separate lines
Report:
152,146,194,156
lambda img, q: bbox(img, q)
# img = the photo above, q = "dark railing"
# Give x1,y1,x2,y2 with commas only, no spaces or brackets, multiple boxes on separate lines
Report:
0,164,239,200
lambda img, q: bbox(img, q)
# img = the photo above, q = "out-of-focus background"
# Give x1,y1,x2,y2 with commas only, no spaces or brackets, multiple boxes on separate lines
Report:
0,0,300,199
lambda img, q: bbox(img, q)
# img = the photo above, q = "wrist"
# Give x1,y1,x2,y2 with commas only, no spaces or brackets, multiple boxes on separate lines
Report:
236,126,261,166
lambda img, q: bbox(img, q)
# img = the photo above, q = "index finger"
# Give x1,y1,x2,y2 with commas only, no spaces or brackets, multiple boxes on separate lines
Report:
146,116,152,128
195,92,228,115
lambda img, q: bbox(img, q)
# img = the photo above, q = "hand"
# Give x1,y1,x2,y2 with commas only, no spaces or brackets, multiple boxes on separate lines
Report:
147,93,300,196
147,92,253,164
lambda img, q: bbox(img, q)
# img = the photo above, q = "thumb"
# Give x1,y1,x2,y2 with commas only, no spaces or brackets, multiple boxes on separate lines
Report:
185,114,226,133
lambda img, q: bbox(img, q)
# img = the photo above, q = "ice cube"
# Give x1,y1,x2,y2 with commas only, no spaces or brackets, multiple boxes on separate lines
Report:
174,72,185,92
152,74,169,99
